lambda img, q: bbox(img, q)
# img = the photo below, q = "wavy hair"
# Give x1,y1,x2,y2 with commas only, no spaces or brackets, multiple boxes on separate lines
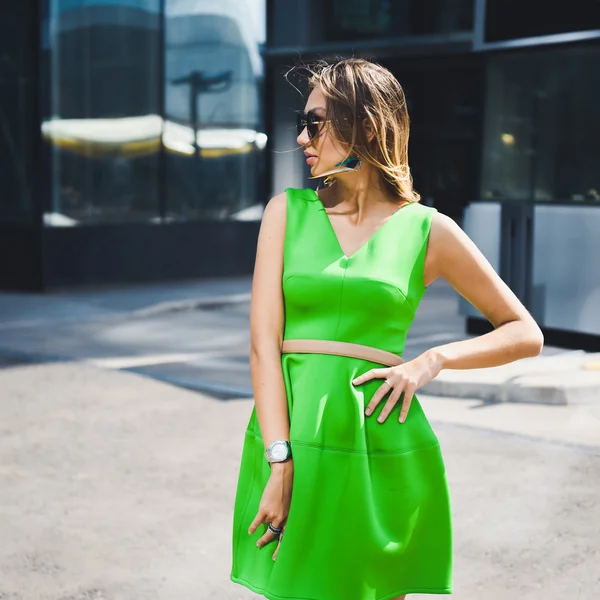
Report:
287,58,420,203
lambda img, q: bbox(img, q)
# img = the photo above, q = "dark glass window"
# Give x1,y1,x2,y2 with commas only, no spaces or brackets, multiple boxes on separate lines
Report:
327,0,395,38
485,0,600,43
409,0,475,35
480,45,600,204
326,0,474,41
0,3,36,224
393,64,482,221
480,54,536,201
43,0,161,226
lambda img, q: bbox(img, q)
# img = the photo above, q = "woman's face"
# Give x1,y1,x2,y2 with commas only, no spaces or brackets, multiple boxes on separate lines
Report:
296,85,349,178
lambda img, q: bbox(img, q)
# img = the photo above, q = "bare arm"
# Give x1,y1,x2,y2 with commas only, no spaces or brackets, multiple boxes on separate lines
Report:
247,191,294,557
423,212,544,371
249,191,291,456
354,209,545,424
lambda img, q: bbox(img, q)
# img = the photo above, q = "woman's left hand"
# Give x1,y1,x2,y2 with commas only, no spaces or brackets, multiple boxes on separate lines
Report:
352,351,442,423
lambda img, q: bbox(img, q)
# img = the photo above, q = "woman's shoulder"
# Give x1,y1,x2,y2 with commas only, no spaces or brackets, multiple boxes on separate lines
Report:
261,187,317,229
265,188,318,209
427,207,469,254
284,187,320,203
402,203,464,249
264,187,315,211
399,200,438,234
265,187,319,219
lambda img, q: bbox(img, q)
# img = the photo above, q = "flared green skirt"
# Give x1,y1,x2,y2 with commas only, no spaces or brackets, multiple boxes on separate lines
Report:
231,353,453,600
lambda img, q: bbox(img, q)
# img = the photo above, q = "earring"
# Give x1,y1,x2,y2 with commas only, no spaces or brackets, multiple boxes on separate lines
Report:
308,156,362,187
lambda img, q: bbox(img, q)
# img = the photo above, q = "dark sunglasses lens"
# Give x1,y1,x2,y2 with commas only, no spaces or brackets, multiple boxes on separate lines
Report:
306,113,318,139
297,111,320,139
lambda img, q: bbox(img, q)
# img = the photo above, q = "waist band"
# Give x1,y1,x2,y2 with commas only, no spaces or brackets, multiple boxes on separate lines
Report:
281,339,404,367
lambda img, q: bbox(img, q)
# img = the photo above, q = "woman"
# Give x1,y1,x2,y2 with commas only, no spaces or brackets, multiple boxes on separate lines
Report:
230,58,543,600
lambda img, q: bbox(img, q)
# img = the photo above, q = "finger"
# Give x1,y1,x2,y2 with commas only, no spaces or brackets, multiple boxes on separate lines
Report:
273,538,281,560
352,367,389,386
399,386,416,423
256,529,277,548
364,379,393,416
272,524,286,560
377,386,403,423
257,518,285,548
248,511,266,535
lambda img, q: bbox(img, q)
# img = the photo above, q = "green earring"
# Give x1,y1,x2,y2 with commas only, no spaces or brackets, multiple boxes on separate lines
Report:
308,156,362,187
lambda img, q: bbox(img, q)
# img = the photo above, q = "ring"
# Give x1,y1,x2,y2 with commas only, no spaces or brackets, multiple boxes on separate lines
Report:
268,523,283,535
383,380,392,387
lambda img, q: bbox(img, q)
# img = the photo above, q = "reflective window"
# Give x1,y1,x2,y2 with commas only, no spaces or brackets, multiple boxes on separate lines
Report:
480,45,600,204
326,0,474,41
163,0,267,221
42,0,266,226
43,0,161,226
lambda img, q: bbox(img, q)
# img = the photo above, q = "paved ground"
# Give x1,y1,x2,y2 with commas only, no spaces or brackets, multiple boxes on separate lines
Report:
0,277,599,599
0,360,599,600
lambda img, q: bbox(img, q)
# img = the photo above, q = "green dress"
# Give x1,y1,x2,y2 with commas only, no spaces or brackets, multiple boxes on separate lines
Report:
230,187,453,599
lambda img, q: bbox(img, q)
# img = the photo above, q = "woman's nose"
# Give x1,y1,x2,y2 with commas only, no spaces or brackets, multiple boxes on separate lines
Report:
297,127,310,147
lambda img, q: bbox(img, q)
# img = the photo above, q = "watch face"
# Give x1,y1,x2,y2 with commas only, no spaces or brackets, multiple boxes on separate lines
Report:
271,443,288,461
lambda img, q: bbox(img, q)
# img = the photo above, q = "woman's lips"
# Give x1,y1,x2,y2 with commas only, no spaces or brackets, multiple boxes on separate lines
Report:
306,156,317,165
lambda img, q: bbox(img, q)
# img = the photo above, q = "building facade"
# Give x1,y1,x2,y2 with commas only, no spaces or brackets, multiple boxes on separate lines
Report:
1,0,598,348
0,0,267,290
266,0,600,349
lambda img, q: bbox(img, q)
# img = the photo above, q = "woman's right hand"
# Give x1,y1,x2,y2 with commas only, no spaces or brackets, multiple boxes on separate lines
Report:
248,460,294,560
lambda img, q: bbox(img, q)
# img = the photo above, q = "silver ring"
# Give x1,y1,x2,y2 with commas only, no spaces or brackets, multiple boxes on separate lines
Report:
383,380,392,387
268,522,283,535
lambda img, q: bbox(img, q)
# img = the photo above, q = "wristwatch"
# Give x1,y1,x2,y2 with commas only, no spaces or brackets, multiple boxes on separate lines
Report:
265,440,292,463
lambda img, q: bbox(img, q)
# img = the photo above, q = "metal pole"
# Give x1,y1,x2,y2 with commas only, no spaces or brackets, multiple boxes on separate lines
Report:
157,0,166,221
190,72,201,210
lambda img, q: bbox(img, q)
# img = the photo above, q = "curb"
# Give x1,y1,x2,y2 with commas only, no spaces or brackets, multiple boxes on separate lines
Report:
421,352,600,406
130,293,251,318
129,371,253,400
420,378,595,406
0,347,66,366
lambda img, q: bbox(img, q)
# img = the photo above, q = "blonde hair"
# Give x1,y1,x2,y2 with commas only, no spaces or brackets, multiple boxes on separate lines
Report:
289,58,420,203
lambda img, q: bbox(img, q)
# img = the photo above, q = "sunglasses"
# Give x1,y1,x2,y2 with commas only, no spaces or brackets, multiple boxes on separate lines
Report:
296,109,331,140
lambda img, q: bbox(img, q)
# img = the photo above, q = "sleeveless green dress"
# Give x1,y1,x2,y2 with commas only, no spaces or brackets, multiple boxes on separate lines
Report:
230,187,453,599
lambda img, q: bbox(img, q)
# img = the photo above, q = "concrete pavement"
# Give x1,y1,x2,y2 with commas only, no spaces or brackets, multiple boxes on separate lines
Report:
0,361,598,600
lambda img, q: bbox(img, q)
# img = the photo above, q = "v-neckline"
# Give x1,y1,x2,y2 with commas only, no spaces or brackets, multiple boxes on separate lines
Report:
310,189,417,260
